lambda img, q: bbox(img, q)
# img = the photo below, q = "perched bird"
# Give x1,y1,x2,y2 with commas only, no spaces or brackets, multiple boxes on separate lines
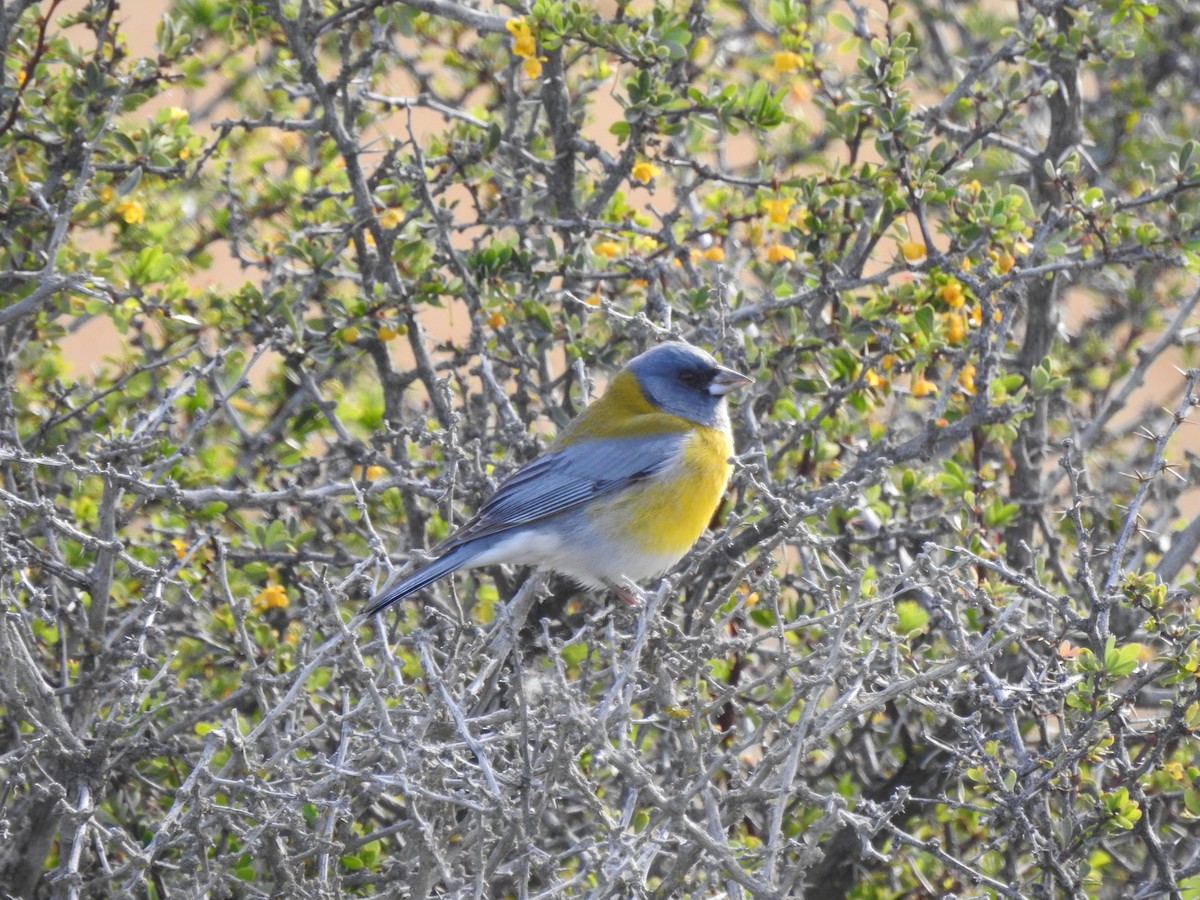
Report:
364,341,753,616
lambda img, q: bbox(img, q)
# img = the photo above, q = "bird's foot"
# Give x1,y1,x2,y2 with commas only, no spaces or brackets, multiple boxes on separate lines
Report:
602,577,647,606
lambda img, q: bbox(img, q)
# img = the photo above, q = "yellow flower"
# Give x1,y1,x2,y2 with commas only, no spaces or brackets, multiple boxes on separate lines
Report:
939,280,965,309
773,50,803,72
880,353,898,371
487,311,506,328
702,246,725,262
377,324,399,341
958,363,977,395
996,251,1016,273
864,369,888,389
766,243,796,263
115,199,144,224
254,584,289,611
762,197,793,224
339,326,360,343
366,465,388,479
945,313,966,344
378,207,403,228
585,293,602,307
171,538,188,560
911,374,938,397
506,18,537,59
899,241,926,262
178,147,190,160
631,160,662,184
632,235,658,254
594,240,623,258
522,56,545,78
98,184,114,203
789,79,811,103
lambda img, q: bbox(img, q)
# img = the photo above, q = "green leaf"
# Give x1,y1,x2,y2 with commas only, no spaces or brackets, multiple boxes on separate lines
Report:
116,165,143,196
894,599,929,637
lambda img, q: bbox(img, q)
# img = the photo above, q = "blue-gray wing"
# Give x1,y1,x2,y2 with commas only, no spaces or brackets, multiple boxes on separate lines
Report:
438,432,685,550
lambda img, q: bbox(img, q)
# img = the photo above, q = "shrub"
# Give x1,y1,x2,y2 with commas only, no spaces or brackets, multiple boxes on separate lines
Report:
2,0,1199,895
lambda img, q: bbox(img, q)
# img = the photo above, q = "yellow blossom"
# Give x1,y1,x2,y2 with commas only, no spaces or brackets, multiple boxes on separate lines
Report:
766,243,796,263
178,147,190,160
945,313,966,344
366,465,388,479
773,50,803,72
789,79,811,103
939,280,965,309
996,251,1016,273
523,56,545,79
881,353,898,370
632,235,658,254
378,324,399,341
339,326,360,343
970,304,982,326
594,240,623,258
703,246,725,262
911,374,938,397
958,363,977,395
115,199,144,224
379,207,403,228
487,311,506,328
864,369,888,389
254,584,289,611
762,197,793,224
899,241,927,262
585,293,602,307
98,184,114,203
506,18,537,59
631,160,662,184
171,538,188,560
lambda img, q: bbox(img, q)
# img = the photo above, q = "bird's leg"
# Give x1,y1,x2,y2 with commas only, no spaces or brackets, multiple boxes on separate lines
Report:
602,577,647,605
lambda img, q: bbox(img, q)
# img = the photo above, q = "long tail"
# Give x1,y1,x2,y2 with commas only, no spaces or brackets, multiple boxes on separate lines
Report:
361,544,474,617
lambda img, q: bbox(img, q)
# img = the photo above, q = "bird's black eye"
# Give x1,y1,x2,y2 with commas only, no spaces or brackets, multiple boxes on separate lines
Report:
679,370,699,386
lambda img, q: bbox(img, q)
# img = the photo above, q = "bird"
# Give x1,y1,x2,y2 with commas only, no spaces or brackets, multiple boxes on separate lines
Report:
363,341,753,617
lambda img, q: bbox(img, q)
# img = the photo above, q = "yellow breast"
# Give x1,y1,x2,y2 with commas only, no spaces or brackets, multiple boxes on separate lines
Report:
590,424,734,557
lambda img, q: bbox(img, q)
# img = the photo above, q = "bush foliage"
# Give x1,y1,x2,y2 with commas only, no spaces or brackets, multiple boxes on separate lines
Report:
3,0,1200,896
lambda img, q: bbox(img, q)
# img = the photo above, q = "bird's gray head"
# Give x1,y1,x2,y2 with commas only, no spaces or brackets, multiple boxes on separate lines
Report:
625,341,753,428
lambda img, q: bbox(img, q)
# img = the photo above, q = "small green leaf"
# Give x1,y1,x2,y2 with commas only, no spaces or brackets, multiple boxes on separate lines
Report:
117,165,143,196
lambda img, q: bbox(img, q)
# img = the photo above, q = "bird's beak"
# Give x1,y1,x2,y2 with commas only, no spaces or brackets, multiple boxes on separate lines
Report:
709,365,754,396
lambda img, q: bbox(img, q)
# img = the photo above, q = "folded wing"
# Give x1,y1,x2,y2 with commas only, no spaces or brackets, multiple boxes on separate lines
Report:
439,431,686,550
